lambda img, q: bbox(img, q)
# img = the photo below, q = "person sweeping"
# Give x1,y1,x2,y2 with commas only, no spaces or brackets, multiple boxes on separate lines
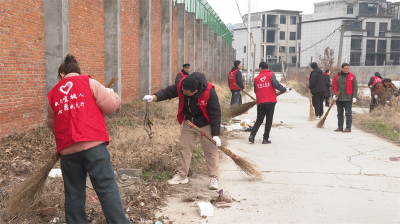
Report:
47,54,129,223
248,62,290,144
143,72,222,190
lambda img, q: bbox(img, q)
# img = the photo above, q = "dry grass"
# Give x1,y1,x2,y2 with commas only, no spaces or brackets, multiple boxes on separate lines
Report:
354,100,400,142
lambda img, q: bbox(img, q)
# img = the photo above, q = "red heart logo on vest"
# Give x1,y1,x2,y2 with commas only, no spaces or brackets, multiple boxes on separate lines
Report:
60,81,73,95
260,76,266,82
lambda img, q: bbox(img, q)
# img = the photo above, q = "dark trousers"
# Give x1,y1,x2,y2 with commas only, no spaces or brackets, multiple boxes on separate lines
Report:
336,101,353,130
230,90,242,105
60,143,130,224
251,103,276,140
312,92,324,116
324,97,330,106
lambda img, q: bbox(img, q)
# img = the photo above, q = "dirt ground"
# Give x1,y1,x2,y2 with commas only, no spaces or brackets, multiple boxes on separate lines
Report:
0,83,232,224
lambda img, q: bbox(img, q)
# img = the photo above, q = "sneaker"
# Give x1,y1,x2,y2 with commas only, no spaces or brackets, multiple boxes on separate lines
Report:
248,134,255,143
316,116,320,120
209,177,219,190
168,174,188,185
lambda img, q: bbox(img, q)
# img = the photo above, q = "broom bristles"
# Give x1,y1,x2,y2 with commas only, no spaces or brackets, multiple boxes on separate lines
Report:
229,101,256,118
309,105,315,121
317,103,334,128
6,153,59,216
186,120,263,180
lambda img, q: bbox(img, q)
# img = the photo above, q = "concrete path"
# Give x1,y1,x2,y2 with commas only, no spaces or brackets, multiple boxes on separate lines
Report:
209,75,400,224
161,73,399,224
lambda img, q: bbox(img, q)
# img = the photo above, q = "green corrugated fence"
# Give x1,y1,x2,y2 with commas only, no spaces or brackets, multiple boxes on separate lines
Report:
176,0,233,45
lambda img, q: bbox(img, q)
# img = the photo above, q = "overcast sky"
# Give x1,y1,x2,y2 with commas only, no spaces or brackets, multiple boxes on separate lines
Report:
207,0,323,24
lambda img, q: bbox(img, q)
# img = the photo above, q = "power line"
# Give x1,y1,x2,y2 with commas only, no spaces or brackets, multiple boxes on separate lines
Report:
235,0,250,33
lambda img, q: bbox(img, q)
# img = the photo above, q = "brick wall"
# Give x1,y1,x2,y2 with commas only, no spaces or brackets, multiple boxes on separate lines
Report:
151,0,162,93
0,0,46,138
69,0,105,84
171,5,178,83
121,0,140,102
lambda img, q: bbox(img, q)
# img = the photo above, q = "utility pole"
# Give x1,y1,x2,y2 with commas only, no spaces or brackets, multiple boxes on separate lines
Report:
246,0,251,88
252,42,256,80
337,21,345,67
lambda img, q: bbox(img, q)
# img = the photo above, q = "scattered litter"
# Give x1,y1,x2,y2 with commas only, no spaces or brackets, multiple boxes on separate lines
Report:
49,217,59,223
389,157,400,161
197,201,214,217
48,169,62,178
90,196,97,202
126,207,131,212
155,221,163,224
140,202,145,206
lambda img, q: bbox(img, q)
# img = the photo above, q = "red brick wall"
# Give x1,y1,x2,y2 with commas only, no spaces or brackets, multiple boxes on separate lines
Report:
0,0,46,139
69,0,105,84
185,13,188,64
121,0,140,102
171,5,178,83
151,0,162,93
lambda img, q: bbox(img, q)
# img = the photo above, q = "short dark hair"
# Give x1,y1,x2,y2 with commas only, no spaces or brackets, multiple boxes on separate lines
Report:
234,60,241,67
325,69,330,73
62,53,81,75
182,76,199,92
259,62,268,69
311,62,318,69
341,63,350,68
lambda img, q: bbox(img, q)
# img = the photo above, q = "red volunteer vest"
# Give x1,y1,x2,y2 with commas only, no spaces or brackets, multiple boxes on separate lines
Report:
229,69,240,90
180,71,187,79
176,77,213,124
333,72,354,95
376,80,392,94
372,76,382,87
254,69,277,104
48,75,109,155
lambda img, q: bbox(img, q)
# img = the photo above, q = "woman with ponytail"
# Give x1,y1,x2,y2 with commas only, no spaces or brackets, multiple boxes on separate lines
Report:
47,54,129,223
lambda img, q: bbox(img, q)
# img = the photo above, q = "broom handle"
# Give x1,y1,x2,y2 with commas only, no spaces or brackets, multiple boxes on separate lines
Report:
186,120,216,144
106,77,119,88
276,88,292,97
233,83,257,101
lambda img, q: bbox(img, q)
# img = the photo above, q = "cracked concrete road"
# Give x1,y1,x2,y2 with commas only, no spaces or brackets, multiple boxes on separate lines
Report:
161,74,399,224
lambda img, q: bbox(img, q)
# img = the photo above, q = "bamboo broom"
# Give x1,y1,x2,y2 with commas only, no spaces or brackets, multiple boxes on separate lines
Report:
308,90,315,121
229,83,257,118
186,120,263,180
317,91,340,128
6,77,119,217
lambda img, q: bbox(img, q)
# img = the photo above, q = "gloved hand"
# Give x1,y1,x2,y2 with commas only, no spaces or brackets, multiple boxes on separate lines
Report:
332,95,338,101
213,136,221,147
143,95,153,102
374,95,378,99
352,98,357,103
285,88,290,93
106,88,114,93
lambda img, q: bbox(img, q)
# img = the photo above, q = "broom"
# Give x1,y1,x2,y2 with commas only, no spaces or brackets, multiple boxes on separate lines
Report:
186,120,263,180
229,83,257,118
317,91,340,128
6,77,119,217
308,90,315,121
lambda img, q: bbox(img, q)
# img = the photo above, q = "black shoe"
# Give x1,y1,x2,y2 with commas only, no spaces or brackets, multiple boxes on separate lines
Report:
262,139,271,144
248,135,255,143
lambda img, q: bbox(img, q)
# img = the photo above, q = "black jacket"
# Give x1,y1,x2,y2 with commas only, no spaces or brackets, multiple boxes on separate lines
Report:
154,72,221,136
228,67,244,90
367,73,383,87
323,73,331,98
309,68,326,94
174,69,189,84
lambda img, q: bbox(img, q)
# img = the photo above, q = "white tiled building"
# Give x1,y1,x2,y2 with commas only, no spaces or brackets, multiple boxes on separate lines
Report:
301,0,400,67
233,10,302,70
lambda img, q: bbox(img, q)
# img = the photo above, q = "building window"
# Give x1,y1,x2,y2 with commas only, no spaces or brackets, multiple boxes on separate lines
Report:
350,53,361,66
289,47,296,53
292,57,297,63
290,32,296,40
244,46,246,53
378,40,387,51
379,23,388,37
262,14,265,27
366,22,375,37
351,39,362,49
391,40,400,51
267,30,276,43
279,46,286,53
280,15,286,24
297,17,302,40
290,16,296,25
392,21,400,32
347,3,354,14
367,40,376,51
280,31,285,40
263,30,265,42
359,3,378,16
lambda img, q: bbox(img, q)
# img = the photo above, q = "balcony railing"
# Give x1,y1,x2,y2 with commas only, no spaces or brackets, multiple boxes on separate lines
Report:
266,24,279,28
